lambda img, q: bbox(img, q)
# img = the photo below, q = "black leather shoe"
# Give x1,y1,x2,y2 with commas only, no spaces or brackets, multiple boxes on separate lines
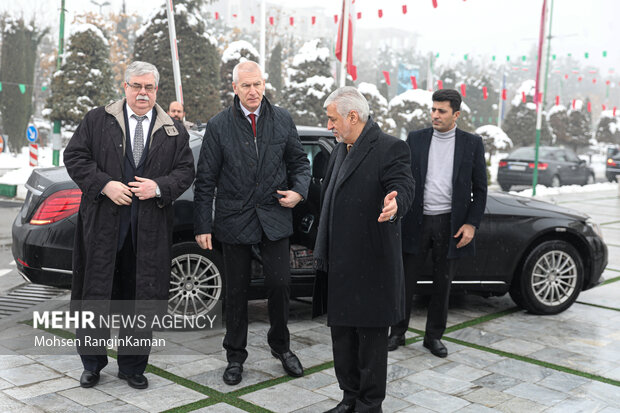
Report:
271,350,304,377
387,334,406,351
79,370,100,388
423,338,448,358
223,362,243,385
324,401,355,413
118,371,149,389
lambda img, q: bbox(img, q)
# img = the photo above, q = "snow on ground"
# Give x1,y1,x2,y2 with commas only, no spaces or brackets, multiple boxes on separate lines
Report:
0,146,64,185
511,182,618,197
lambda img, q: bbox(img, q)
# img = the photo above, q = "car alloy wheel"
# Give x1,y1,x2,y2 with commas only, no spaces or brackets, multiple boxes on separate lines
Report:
169,242,224,321
511,240,583,315
550,175,561,188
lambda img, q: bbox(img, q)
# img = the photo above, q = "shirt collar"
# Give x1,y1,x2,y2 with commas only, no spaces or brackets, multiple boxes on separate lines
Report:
240,102,261,119
126,102,153,121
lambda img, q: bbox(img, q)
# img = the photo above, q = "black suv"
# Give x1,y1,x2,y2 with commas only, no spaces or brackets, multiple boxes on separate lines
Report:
606,146,620,182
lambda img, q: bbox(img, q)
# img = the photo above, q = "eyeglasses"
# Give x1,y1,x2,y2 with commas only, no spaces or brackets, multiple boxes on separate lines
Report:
126,82,156,92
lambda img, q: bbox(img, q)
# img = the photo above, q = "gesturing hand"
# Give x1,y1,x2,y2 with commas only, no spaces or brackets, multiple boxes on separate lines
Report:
378,191,398,222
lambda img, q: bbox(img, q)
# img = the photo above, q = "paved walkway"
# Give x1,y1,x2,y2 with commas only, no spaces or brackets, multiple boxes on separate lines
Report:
1,188,619,412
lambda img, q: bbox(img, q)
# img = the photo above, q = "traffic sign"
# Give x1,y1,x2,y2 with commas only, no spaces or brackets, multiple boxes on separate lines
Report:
27,125,38,143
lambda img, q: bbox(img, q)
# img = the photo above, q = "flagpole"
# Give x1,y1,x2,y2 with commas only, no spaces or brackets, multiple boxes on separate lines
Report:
532,0,550,196
339,0,350,87
259,0,266,73
166,0,183,104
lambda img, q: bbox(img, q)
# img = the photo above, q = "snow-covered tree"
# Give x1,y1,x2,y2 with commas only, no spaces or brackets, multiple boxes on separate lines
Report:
547,104,569,145
134,0,221,122
45,24,115,129
566,99,592,152
387,89,433,139
501,80,552,148
267,42,283,102
595,110,620,144
283,39,335,127
220,40,260,108
475,125,513,156
0,16,47,150
358,82,388,130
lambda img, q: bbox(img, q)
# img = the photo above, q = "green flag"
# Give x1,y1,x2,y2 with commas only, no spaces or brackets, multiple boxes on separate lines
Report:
18,84,26,94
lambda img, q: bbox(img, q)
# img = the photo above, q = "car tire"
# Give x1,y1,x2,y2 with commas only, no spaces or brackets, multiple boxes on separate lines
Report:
583,174,595,185
550,175,561,188
168,242,225,322
509,240,583,315
500,183,511,192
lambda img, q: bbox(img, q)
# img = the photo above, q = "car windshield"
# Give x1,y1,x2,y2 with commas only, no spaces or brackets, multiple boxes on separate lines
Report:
508,147,553,160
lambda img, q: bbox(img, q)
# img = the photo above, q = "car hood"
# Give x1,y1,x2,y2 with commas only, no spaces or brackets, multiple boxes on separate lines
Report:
488,191,589,221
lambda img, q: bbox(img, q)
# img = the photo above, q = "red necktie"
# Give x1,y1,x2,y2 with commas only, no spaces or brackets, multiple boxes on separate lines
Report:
249,113,256,137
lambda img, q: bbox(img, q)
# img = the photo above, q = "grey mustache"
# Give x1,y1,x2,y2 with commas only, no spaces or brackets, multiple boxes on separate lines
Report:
136,95,150,101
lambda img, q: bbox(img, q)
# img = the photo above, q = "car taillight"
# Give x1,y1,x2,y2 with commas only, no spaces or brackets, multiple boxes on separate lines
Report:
30,188,82,225
528,162,548,170
608,158,618,167
498,161,508,167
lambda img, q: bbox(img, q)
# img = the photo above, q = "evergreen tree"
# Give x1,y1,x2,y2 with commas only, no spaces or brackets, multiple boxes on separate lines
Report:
220,40,260,109
0,17,47,150
46,24,115,128
283,39,335,127
357,82,388,131
134,0,221,122
566,99,592,152
267,42,283,102
387,89,433,139
548,105,569,145
501,80,552,148
595,111,620,144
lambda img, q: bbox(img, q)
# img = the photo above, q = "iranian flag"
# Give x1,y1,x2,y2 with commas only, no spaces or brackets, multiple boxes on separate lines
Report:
335,0,357,81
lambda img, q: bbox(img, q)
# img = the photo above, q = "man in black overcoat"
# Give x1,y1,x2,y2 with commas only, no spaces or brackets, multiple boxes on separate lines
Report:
388,89,487,358
313,86,414,413
64,61,195,389
194,61,310,386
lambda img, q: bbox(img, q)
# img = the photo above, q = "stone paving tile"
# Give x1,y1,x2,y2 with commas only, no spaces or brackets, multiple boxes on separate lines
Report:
397,353,450,373
0,391,36,411
314,382,343,401
175,334,225,355
599,407,620,413
404,389,470,412
405,370,473,395
290,371,337,391
58,386,116,406
188,365,273,394
0,377,12,391
503,382,567,406
397,405,435,413
193,403,247,412
89,399,148,412
579,280,620,313
495,396,547,413
114,383,206,413
472,373,523,392
446,348,505,370
455,404,499,413
381,394,412,412
92,372,170,398
543,397,608,413
1,363,61,386
461,386,513,407
3,377,77,401
166,355,229,377
23,392,96,412
484,358,553,382
431,361,492,382
0,354,34,370
240,382,328,413
29,355,83,373
536,371,591,393
386,363,416,382
386,376,425,399
570,380,620,406
487,338,546,356
529,347,617,376
293,399,340,412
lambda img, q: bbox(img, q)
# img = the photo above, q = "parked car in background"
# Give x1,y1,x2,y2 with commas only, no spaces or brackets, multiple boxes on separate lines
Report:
606,146,620,182
12,128,607,320
497,146,595,192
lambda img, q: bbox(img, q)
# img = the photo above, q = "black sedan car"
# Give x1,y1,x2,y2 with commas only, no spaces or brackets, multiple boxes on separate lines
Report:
606,146,620,182
497,146,595,192
12,127,607,319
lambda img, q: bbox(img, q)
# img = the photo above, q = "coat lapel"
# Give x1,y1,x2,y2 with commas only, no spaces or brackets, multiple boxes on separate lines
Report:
418,128,433,187
452,128,465,186
146,104,178,164
334,123,376,192
104,100,127,167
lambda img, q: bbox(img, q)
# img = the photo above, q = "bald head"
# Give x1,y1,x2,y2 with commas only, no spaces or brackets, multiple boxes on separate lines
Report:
232,61,263,84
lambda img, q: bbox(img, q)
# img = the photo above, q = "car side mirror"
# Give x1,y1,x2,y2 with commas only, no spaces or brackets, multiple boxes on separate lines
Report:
578,159,586,165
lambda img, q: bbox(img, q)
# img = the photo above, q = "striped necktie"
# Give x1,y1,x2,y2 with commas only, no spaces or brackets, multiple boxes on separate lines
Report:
132,114,146,165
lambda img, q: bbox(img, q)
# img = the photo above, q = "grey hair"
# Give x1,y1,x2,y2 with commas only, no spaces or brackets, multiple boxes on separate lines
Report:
323,86,370,122
125,61,160,86
232,60,263,83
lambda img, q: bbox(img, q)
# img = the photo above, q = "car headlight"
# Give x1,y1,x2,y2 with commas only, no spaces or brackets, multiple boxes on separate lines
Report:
586,218,603,240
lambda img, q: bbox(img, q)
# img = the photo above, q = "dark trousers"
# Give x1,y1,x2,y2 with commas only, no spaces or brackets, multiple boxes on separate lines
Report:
331,325,388,413
77,233,151,375
391,213,455,340
222,233,291,364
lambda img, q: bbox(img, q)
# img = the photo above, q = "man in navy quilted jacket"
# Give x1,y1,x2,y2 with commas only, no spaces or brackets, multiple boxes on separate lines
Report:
194,60,310,386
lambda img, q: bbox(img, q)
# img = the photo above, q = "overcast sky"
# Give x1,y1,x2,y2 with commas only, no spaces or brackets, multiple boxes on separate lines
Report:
2,0,618,74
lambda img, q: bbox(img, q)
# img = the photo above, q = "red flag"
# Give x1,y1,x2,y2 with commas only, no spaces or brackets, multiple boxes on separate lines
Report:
572,99,576,109
460,83,467,98
564,74,568,80
602,104,606,111
334,15,338,23
378,9,383,18
522,91,526,103
482,86,488,100
335,1,357,81
269,16,274,25
555,95,559,105
411,76,417,89
432,0,438,8
502,89,507,100
578,76,582,82
312,16,316,25
289,17,294,26
606,80,611,85
614,107,617,116
357,12,361,19
383,71,391,86
587,101,591,112
232,14,237,18
592,78,596,84
251,16,255,24
215,11,219,20
437,80,443,90
402,5,407,14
